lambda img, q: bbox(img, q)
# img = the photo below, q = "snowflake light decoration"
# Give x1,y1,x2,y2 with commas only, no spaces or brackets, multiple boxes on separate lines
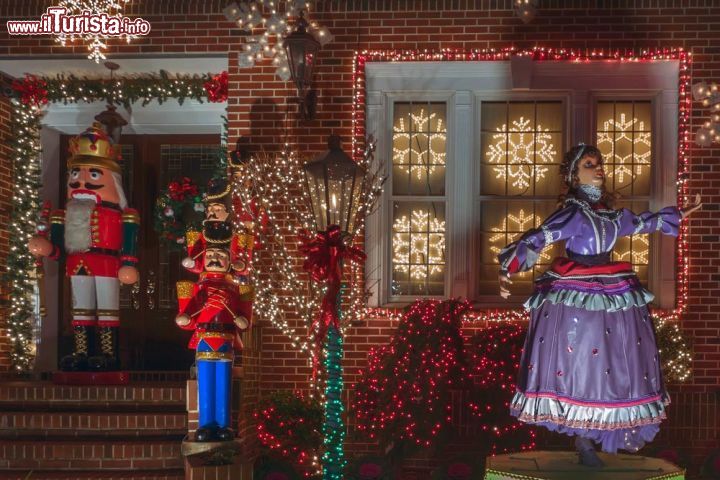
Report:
613,234,649,264
485,117,557,189
55,0,136,63
597,113,652,183
488,209,551,265
393,209,445,281
392,109,447,180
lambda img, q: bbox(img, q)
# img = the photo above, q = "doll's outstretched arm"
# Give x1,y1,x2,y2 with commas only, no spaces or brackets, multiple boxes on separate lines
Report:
498,203,581,275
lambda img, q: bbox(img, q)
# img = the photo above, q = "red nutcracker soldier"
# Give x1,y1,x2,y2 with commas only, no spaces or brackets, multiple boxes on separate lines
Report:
176,220,251,442
28,123,140,371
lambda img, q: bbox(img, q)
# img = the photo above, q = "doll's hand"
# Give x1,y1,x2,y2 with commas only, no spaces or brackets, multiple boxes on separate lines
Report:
681,193,702,219
28,236,53,257
118,265,139,285
175,314,191,327
234,315,249,330
181,257,196,269
499,272,513,299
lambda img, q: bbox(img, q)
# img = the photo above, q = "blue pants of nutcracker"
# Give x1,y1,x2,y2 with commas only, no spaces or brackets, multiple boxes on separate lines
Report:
196,335,234,430
197,359,231,429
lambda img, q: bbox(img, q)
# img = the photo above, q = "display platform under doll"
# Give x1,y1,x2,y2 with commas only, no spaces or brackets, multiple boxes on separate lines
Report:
497,144,702,467
175,220,251,442
28,122,140,373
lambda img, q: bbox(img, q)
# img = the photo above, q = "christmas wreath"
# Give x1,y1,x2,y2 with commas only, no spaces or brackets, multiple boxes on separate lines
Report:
154,177,205,251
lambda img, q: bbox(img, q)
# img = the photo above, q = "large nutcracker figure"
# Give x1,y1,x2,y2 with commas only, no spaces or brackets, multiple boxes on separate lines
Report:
175,220,251,442
28,122,140,371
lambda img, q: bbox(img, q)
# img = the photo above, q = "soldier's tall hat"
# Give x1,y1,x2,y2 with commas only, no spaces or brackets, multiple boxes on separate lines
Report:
205,177,232,208
68,122,122,173
203,220,233,250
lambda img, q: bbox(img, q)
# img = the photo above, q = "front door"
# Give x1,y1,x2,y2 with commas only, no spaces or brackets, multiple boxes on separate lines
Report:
58,134,222,371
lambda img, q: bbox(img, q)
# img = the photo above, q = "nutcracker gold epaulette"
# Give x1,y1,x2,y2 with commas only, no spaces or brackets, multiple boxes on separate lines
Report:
50,210,65,224
186,230,201,249
238,284,254,300
122,209,140,224
176,281,194,300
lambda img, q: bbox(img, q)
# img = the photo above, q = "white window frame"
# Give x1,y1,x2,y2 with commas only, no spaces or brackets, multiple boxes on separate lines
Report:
364,60,679,309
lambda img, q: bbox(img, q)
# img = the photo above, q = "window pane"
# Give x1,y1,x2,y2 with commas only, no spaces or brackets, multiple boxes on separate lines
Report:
480,101,563,197
613,200,650,286
392,101,447,196
391,201,445,296
596,101,653,197
479,200,560,296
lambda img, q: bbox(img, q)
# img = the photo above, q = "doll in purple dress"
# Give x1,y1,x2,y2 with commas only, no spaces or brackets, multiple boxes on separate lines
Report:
497,144,701,467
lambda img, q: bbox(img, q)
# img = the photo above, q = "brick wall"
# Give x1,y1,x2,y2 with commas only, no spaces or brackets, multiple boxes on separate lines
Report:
0,73,14,373
1,0,719,475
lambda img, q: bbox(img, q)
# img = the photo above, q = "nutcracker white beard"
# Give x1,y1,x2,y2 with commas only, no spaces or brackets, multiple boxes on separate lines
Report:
65,198,94,253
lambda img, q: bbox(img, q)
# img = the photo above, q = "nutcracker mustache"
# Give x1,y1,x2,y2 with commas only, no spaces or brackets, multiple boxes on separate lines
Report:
206,260,223,268
65,198,94,253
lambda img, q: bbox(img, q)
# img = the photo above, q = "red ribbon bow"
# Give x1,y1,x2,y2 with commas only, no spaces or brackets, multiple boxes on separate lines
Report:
300,225,366,378
204,71,229,103
12,74,48,107
168,177,198,200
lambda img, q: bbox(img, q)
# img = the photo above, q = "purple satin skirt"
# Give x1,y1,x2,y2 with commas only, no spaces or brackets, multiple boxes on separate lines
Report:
510,260,668,453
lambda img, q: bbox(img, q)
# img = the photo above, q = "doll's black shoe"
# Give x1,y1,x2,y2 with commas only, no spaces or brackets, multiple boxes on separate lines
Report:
59,353,88,371
60,325,91,371
215,427,234,441
195,427,214,442
88,327,120,371
88,353,118,371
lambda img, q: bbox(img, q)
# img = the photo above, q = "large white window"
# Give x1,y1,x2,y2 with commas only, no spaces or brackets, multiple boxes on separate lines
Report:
365,60,679,309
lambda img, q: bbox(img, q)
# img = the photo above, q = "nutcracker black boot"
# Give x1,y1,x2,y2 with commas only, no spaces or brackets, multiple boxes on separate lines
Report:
88,326,120,371
59,325,91,371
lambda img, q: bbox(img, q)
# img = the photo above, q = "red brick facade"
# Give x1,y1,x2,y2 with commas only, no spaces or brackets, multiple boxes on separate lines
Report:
1,0,718,476
0,76,13,374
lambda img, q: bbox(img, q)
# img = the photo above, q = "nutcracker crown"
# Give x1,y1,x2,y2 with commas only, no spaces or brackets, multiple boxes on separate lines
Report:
68,122,122,174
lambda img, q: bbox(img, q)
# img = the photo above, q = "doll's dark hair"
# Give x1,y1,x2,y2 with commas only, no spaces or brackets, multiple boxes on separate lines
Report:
557,144,617,208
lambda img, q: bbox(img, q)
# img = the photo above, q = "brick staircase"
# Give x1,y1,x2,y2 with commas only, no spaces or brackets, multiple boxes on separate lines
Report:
0,381,187,479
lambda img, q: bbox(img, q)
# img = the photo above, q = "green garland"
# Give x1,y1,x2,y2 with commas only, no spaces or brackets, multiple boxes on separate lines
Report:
5,101,43,372
6,72,220,372
44,70,213,107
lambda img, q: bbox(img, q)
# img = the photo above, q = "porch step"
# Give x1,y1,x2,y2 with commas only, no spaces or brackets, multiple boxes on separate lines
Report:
0,381,186,410
0,382,187,475
0,411,187,438
0,468,185,479
0,438,184,471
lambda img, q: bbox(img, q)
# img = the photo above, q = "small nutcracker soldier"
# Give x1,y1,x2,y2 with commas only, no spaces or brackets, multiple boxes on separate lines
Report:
175,220,251,442
181,177,235,275
28,122,139,371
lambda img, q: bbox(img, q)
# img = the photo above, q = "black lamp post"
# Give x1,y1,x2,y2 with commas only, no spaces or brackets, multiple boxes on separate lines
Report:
301,135,365,480
283,10,320,120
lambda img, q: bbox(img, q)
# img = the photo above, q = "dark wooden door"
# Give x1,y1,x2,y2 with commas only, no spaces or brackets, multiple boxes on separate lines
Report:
59,134,221,371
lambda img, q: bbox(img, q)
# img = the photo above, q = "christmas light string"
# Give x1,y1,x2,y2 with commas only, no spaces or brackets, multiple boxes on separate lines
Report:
353,47,693,382
6,101,43,372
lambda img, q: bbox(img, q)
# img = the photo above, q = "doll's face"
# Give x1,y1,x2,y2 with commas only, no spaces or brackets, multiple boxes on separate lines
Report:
206,203,229,222
204,248,231,272
67,166,121,205
575,154,605,187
